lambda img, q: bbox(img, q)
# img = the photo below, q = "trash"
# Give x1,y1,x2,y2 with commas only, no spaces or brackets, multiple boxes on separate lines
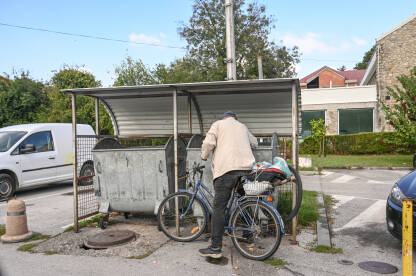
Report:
191,226,199,234
338,260,353,265
233,266,239,270
153,261,160,264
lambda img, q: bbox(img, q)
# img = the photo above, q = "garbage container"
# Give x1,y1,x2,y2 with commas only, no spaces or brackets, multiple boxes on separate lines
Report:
93,136,187,216
186,133,279,194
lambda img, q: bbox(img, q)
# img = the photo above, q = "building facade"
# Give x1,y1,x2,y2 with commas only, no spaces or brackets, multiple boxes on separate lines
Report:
300,66,365,90
361,14,416,131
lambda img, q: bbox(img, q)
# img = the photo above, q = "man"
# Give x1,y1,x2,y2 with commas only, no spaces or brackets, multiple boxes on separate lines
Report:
198,111,258,258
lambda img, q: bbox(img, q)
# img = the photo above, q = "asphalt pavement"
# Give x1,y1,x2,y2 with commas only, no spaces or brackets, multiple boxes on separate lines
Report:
0,169,414,275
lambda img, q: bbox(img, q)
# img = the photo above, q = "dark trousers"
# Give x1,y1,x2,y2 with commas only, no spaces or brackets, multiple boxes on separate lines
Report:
211,170,249,249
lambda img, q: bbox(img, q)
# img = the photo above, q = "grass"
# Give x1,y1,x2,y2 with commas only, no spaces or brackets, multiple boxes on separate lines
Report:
264,258,289,267
298,190,320,227
311,245,343,254
0,224,5,237
301,154,413,168
127,250,154,260
26,234,51,242
17,243,38,253
64,215,101,232
44,251,58,255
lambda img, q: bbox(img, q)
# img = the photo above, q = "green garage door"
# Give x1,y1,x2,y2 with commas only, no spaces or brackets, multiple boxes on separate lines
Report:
301,110,325,138
339,108,373,134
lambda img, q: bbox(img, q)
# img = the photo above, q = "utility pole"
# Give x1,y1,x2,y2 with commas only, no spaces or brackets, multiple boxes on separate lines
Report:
225,0,237,80
257,56,263,79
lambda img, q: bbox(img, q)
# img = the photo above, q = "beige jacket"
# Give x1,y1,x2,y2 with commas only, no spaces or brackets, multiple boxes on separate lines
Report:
201,117,258,179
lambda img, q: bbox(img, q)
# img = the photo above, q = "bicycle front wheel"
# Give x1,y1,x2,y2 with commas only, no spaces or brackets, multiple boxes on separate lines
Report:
157,192,207,242
230,200,282,261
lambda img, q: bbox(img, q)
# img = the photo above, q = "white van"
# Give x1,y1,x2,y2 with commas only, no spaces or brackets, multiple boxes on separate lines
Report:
0,123,95,199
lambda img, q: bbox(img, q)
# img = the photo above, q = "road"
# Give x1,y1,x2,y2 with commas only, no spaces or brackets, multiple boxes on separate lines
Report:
0,169,414,275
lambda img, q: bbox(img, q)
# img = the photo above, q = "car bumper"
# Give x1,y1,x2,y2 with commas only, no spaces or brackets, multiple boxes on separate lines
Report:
386,197,416,240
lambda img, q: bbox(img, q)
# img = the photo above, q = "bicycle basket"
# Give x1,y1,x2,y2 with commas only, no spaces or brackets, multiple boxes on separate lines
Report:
243,181,273,195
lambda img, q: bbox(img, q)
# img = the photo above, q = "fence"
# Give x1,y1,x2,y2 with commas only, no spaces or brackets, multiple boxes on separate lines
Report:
74,135,99,225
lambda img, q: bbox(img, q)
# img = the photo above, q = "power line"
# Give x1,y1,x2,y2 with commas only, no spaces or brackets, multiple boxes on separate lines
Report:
0,22,187,50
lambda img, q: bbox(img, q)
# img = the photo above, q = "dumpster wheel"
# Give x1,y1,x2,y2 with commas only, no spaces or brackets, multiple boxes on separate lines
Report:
99,215,109,230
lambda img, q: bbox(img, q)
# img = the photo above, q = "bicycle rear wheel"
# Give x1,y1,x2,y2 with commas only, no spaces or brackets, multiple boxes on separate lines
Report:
275,165,303,222
230,200,282,261
157,192,207,242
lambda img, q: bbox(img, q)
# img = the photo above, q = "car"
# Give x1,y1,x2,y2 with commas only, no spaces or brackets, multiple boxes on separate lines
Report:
0,123,95,199
386,170,416,239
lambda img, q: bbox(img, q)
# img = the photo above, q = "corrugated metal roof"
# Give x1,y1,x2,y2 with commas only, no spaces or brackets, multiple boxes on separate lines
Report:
62,79,301,137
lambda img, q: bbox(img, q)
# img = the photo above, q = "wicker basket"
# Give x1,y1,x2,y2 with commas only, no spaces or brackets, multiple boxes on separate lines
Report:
243,181,273,195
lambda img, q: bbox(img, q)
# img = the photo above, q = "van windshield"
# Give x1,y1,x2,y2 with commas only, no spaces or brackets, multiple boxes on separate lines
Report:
0,131,27,152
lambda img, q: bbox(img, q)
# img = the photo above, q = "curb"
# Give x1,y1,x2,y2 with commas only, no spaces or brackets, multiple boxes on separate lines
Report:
301,166,413,171
316,193,331,247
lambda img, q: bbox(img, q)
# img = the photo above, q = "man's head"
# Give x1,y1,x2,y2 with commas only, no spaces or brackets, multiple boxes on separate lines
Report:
221,111,237,120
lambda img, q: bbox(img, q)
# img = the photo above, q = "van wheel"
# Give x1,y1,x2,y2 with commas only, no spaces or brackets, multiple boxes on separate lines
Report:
0,174,15,200
79,161,94,186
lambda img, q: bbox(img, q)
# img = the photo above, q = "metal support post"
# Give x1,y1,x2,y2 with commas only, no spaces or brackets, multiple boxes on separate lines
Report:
291,81,298,244
188,94,192,134
173,90,180,236
257,56,263,79
95,98,100,136
225,0,237,80
71,93,79,232
402,199,413,275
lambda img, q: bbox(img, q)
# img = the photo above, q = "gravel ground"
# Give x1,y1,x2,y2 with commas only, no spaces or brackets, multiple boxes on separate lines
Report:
34,216,169,258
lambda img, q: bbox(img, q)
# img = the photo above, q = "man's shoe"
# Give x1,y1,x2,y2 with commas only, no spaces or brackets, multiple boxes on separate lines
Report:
199,246,222,258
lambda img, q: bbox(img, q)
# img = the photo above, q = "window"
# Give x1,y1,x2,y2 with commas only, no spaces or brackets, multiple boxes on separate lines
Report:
301,110,325,138
307,77,319,89
19,131,54,153
0,131,26,152
339,109,373,134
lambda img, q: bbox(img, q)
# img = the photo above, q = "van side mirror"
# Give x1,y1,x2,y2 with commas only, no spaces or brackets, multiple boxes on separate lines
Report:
20,144,35,154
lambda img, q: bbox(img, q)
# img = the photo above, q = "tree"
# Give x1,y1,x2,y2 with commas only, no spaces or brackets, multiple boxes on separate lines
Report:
179,0,300,81
380,67,416,149
337,65,347,71
354,45,375,70
309,119,327,157
38,67,113,134
113,57,158,86
0,72,47,127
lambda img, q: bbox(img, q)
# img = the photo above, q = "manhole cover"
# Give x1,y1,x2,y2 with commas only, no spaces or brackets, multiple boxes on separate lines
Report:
338,259,353,265
84,230,136,249
358,261,398,274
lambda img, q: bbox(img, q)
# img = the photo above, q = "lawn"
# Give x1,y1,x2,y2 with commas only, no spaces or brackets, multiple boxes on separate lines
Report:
298,190,320,227
300,154,413,168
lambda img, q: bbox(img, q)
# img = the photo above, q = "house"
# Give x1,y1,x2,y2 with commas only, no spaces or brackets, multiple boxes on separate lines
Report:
361,14,416,131
300,66,375,137
300,66,366,90
300,14,416,137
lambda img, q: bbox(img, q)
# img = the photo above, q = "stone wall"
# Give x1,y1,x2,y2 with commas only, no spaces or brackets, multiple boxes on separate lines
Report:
377,17,416,131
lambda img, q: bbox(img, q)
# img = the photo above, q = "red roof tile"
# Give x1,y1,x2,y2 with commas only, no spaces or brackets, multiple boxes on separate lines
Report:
300,66,366,85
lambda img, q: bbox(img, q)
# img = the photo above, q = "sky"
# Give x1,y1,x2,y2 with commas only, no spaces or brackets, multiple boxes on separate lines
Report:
1,0,415,86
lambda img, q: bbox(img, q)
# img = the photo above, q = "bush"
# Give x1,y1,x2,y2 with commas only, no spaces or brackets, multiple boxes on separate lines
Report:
300,132,414,155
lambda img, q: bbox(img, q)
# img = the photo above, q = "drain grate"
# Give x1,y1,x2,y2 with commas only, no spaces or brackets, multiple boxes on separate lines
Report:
338,259,353,265
84,230,136,249
358,261,398,274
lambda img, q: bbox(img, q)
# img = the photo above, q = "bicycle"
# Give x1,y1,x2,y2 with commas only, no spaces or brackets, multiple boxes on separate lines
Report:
157,164,286,260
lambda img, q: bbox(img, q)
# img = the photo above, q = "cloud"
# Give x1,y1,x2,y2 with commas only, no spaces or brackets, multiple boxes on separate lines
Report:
281,32,353,55
129,33,161,45
159,32,167,39
352,37,367,46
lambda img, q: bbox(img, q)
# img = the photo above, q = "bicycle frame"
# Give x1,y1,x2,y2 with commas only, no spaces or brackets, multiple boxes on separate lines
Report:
179,177,285,234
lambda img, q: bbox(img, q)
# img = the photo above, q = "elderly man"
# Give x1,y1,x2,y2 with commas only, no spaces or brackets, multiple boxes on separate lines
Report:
198,111,258,258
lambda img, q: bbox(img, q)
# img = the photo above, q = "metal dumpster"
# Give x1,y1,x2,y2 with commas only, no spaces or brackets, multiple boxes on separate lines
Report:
186,133,279,194
93,136,187,216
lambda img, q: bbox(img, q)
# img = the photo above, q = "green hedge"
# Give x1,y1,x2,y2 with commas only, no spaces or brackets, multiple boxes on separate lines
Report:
300,132,414,155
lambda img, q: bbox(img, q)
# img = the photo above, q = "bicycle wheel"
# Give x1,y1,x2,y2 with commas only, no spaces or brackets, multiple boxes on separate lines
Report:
230,200,282,261
157,192,207,242
275,165,303,222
